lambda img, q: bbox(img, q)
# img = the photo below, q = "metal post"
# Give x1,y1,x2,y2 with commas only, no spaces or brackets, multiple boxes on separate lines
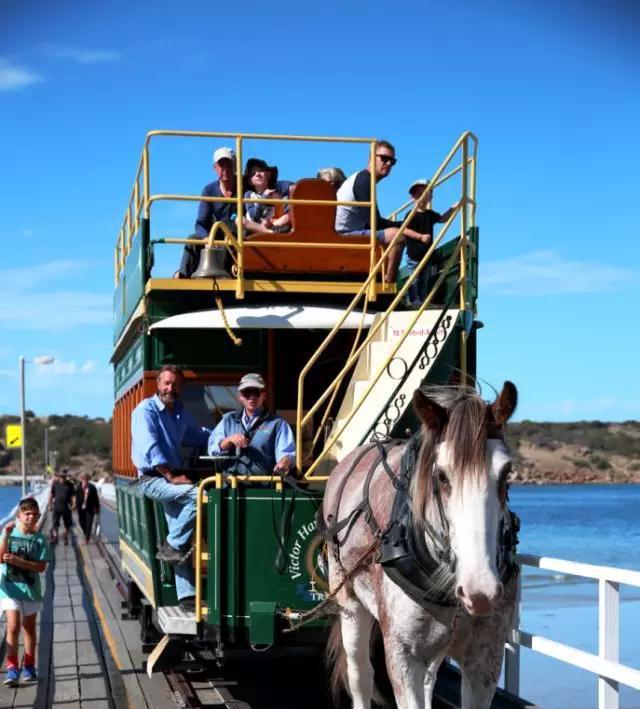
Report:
598,579,620,709
504,572,521,696
44,427,49,474
19,356,26,497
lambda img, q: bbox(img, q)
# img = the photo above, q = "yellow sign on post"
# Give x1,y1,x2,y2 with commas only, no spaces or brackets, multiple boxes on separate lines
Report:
5,424,23,449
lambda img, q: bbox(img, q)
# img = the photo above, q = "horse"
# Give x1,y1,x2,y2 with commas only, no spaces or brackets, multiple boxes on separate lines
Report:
322,382,519,709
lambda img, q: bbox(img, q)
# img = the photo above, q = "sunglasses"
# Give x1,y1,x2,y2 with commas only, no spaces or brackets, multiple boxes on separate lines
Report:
376,154,397,166
240,388,263,398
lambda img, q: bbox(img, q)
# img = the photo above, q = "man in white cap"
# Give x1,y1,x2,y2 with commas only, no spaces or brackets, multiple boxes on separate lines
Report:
207,373,295,475
176,146,237,278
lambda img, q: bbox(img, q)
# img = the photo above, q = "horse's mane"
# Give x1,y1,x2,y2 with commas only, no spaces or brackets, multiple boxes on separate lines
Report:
411,386,489,519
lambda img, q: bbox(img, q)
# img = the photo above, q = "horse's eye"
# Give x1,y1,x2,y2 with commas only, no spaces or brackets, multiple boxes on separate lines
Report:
437,470,450,486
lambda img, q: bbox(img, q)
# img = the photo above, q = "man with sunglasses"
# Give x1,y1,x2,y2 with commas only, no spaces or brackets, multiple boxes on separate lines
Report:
207,373,295,476
335,140,431,283
175,146,238,278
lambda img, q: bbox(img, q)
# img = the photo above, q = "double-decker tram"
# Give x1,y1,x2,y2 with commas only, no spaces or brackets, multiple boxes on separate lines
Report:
110,129,479,672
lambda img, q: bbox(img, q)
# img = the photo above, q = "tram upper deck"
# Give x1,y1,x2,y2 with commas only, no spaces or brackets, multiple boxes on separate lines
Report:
112,130,479,482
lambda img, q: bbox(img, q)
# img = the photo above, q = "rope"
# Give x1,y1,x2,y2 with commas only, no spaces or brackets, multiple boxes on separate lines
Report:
214,294,242,346
283,536,382,633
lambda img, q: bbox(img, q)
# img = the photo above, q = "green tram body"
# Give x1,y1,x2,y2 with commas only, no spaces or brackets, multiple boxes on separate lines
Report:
111,130,479,661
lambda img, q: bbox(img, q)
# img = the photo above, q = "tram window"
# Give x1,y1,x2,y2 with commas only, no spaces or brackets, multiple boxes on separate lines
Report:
181,383,237,427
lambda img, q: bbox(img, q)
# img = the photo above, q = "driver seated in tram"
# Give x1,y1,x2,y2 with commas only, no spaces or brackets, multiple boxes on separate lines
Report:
207,373,295,476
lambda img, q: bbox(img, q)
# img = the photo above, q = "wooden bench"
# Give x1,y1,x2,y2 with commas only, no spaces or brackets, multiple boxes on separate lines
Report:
241,178,382,276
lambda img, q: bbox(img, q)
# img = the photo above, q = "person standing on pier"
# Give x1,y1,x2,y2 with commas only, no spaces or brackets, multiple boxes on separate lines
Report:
131,365,210,612
76,473,100,544
0,497,50,687
48,468,76,545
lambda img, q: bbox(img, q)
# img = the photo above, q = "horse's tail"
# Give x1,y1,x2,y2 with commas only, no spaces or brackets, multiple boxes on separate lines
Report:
326,619,347,704
326,619,387,707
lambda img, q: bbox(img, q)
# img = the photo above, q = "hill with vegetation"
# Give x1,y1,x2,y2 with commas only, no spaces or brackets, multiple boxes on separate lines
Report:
0,413,638,484
505,420,640,484
0,413,112,477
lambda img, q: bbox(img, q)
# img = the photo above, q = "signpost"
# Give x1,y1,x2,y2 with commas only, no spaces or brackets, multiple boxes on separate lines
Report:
5,424,22,449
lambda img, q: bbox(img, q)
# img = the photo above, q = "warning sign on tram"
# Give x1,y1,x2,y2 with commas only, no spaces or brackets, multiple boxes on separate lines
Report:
5,424,22,449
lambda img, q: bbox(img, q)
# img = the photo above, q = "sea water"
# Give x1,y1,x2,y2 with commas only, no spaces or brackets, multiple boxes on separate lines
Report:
0,485,23,524
510,484,640,709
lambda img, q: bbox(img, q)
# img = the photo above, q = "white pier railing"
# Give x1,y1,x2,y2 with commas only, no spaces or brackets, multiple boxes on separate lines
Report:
504,554,640,709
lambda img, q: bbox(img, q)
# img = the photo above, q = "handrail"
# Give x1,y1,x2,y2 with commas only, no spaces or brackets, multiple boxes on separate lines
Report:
295,131,477,477
114,130,383,291
506,554,640,707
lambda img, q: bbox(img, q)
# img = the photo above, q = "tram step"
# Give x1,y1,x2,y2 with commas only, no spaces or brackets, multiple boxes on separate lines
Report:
157,605,198,635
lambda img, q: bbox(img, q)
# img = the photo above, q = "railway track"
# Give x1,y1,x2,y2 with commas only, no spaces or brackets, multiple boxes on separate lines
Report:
94,530,332,708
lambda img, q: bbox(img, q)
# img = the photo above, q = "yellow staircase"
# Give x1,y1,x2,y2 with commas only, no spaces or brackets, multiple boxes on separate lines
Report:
329,309,459,461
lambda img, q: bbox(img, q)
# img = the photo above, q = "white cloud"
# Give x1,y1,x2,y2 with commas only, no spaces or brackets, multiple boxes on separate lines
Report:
0,58,42,91
482,251,638,295
33,359,99,377
43,44,122,64
523,396,637,421
0,261,111,332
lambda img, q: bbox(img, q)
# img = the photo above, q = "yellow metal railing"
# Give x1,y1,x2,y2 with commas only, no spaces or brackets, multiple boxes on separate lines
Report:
295,131,478,480
114,130,387,294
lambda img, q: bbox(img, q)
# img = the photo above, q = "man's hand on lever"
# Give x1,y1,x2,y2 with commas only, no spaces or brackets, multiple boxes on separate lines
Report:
221,433,249,451
273,456,292,475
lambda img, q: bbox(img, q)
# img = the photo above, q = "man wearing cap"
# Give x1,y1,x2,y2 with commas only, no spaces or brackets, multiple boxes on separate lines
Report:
207,373,295,475
131,365,211,612
404,180,461,308
335,139,431,284
48,469,76,545
176,146,238,278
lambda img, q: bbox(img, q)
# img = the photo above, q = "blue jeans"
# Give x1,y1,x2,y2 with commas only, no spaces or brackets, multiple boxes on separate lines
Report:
139,476,197,600
406,257,430,304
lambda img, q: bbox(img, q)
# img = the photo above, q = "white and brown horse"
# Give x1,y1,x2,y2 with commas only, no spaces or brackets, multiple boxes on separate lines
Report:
323,383,519,709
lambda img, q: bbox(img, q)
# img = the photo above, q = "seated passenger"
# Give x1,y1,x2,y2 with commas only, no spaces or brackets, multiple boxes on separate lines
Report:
242,158,293,235
404,179,461,308
317,166,347,190
335,140,431,284
176,146,237,278
131,365,211,612
207,373,295,475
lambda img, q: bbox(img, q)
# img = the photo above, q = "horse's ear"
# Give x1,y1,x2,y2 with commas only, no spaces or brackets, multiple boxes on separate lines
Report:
491,381,518,426
413,389,448,432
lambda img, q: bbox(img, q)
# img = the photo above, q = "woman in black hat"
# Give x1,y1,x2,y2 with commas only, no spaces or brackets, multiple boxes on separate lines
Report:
242,158,293,234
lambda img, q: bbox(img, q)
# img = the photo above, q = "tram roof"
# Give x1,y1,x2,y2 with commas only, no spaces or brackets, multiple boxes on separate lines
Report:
148,305,376,332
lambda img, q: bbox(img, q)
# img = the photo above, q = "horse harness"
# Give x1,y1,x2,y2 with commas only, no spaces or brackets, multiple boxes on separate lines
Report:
317,435,520,609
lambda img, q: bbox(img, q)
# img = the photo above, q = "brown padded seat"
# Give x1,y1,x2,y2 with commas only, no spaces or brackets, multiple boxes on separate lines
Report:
241,178,382,275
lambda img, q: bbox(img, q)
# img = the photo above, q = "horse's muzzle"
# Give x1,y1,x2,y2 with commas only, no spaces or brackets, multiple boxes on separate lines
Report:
456,582,504,616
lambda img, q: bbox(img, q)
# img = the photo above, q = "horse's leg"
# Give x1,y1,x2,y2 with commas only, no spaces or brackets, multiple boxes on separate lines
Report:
382,638,427,709
340,602,375,709
458,636,504,709
423,654,445,707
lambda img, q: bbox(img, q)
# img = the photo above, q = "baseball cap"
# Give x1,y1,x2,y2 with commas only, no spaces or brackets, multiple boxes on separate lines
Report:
408,179,429,195
238,373,266,391
213,147,235,165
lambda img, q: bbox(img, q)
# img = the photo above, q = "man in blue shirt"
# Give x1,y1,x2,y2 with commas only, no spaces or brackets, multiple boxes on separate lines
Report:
208,373,295,475
176,146,237,278
131,365,210,611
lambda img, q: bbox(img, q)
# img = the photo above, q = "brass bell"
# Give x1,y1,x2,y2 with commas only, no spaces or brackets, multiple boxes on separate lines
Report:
192,245,229,280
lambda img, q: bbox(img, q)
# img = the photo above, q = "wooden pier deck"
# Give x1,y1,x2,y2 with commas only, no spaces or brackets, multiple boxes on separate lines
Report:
0,512,189,709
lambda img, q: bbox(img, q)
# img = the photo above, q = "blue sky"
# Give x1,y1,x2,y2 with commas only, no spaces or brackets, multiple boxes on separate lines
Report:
0,0,638,422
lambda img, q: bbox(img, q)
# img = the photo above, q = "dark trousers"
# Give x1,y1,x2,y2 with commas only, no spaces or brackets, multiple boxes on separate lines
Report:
77,509,96,541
